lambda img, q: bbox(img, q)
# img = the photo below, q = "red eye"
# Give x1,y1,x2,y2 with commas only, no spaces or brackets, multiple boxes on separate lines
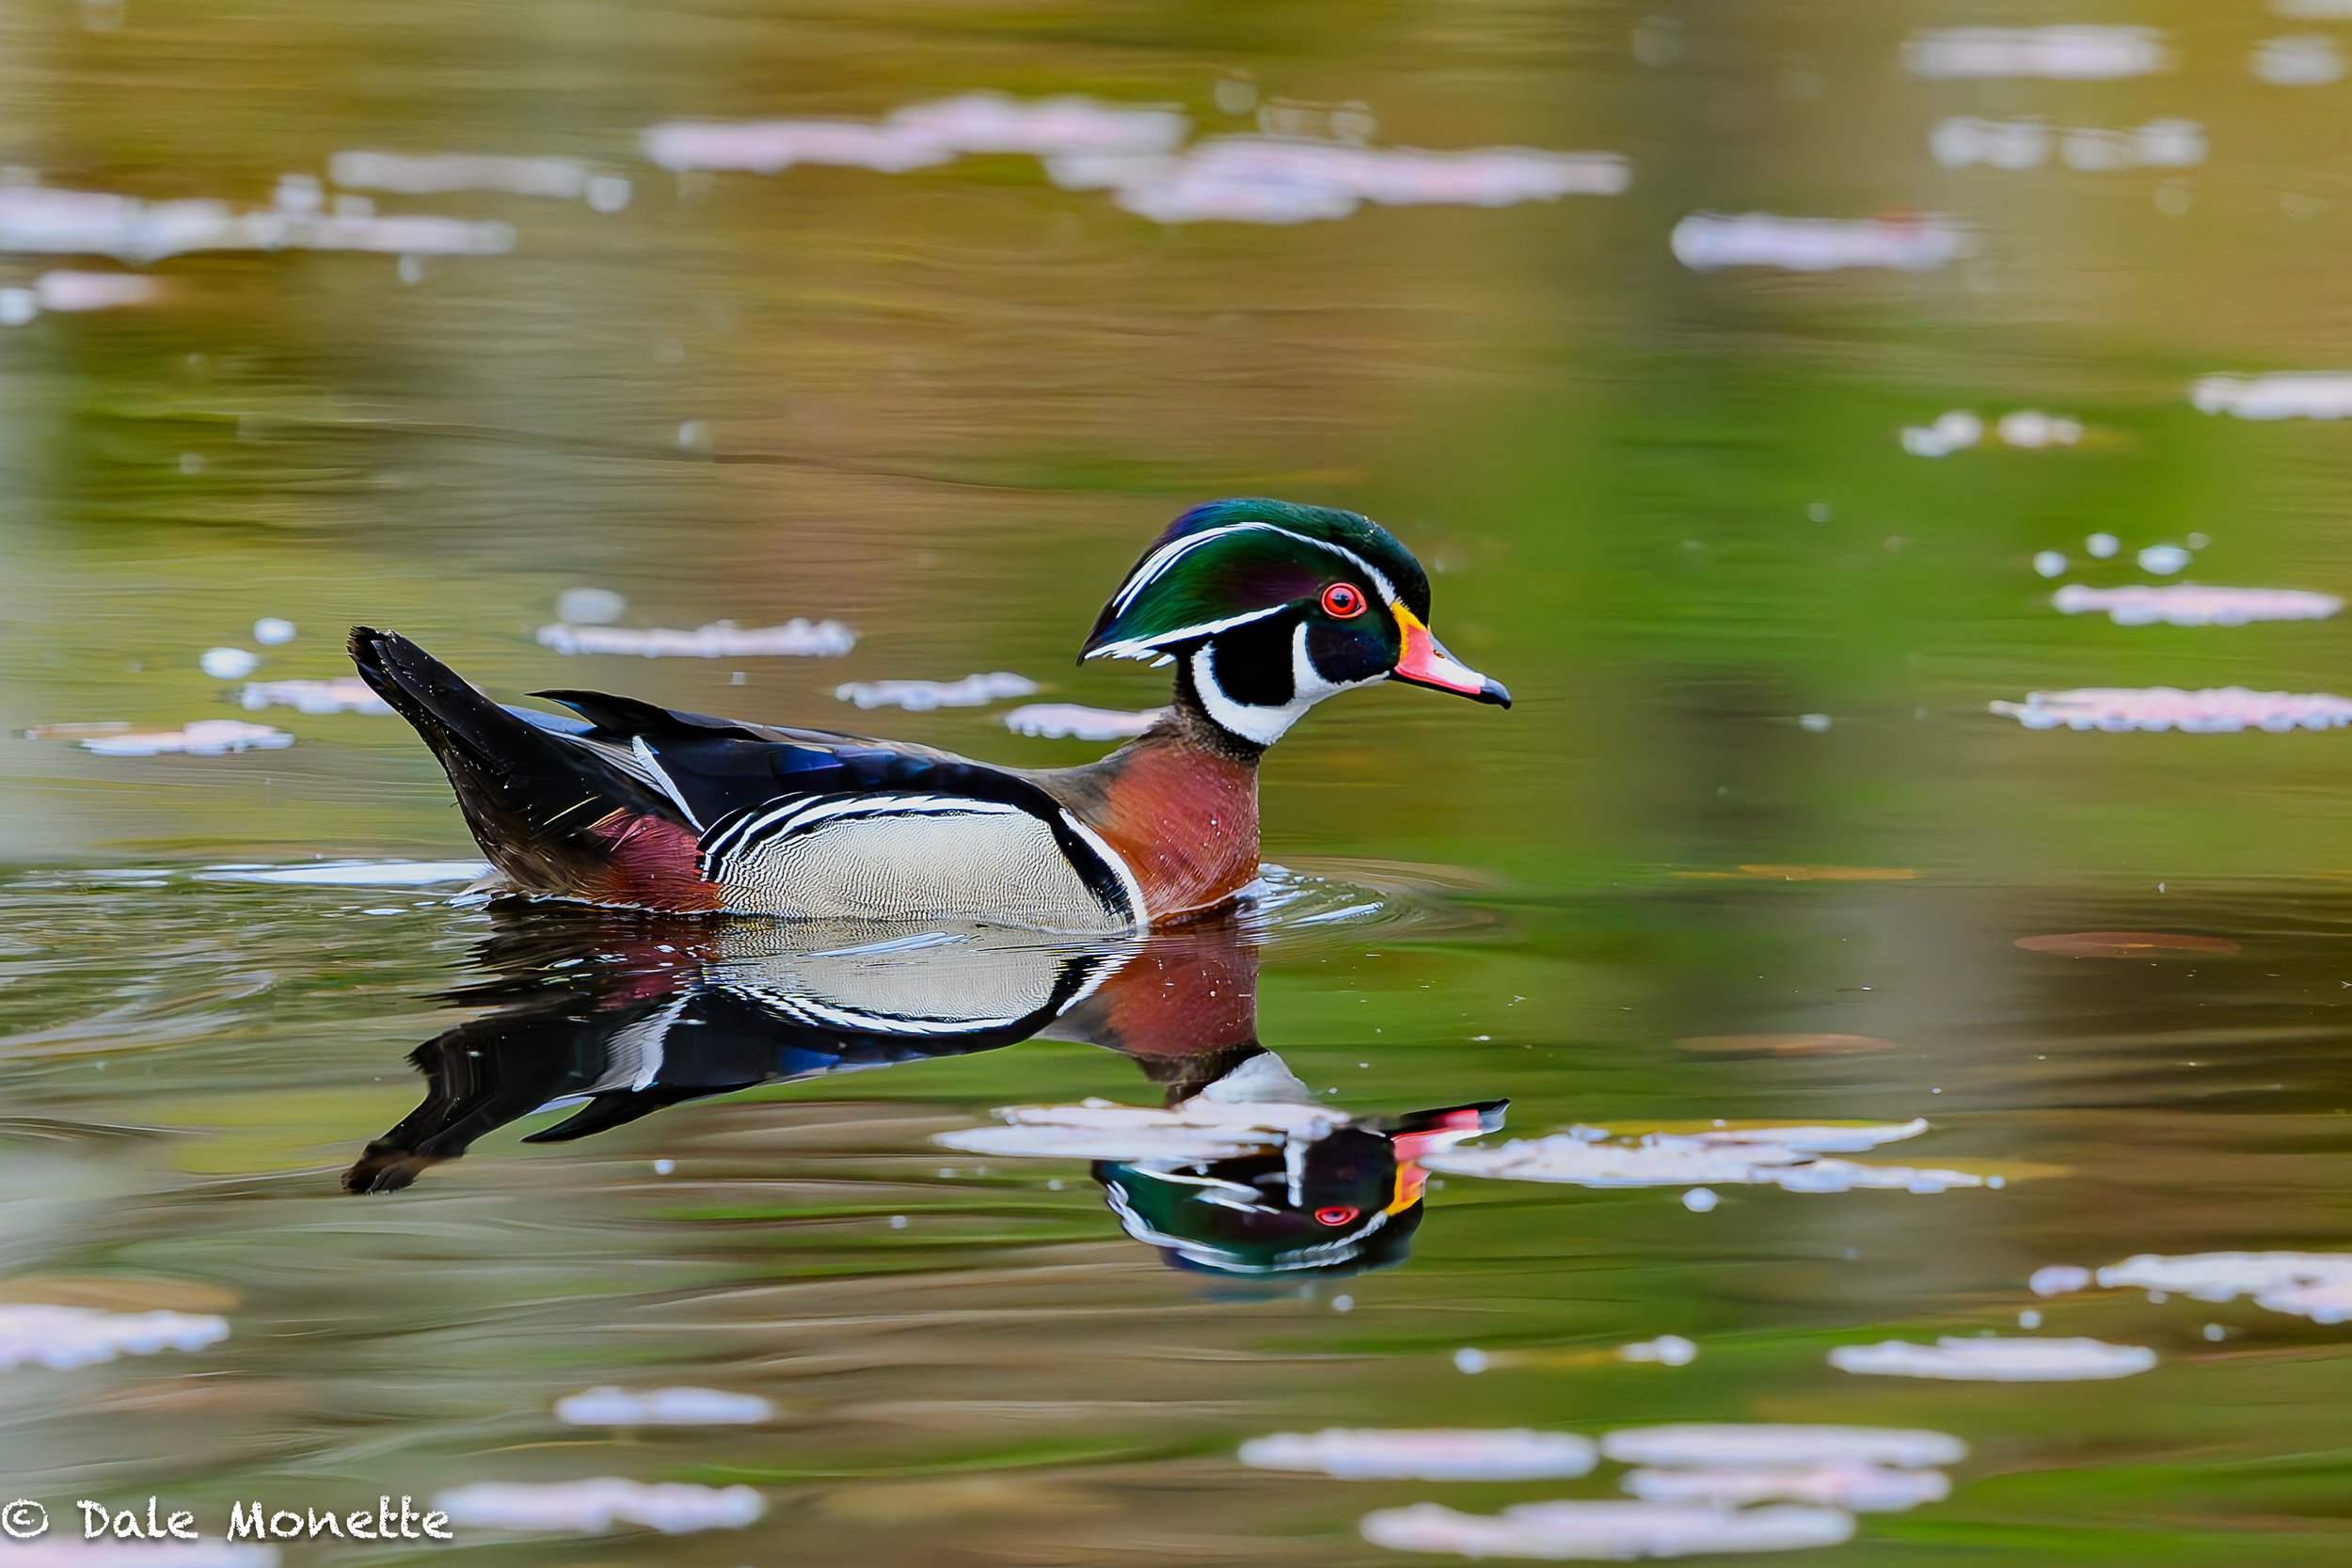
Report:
1314,1205,1360,1227
1321,583,1367,618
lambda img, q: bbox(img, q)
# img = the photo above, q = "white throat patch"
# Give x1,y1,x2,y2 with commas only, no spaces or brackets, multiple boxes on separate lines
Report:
1190,623,1379,748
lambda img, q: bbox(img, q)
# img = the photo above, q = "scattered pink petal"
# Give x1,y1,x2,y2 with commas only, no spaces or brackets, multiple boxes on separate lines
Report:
1600,1425,1964,1470
1672,213,1967,272
0,182,510,261
1992,687,2352,733
2052,585,2341,626
1423,1119,1987,1195
2194,372,2352,420
433,1480,763,1535
1361,1500,1854,1560
644,92,1184,173
2029,1264,2093,1296
67,720,292,756
2098,1252,2352,1323
536,620,855,658
1624,1461,1947,1513
1240,1428,1597,1481
1905,25,2169,79
1828,1337,2154,1381
29,270,161,310
0,1304,228,1370
329,151,615,203
554,1386,773,1427
237,677,392,716
834,673,1037,711
643,93,1623,227
1002,703,1162,740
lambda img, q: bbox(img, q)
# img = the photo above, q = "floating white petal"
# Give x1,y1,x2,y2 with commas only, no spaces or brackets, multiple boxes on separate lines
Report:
1065,138,1629,227
1361,1500,1854,1560
2098,1251,2352,1323
1002,703,1164,740
554,587,627,625
1240,1428,1598,1481
554,1386,774,1427
645,92,1187,171
1991,687,2352,733
2051,586,2342,627
536,620,856,658
194,860,490,885
2252,35,2345,85
237,677,393,716
937,1097,1348,1162
1624,1462,1948,1513
330,151,621,205
1829,1337,2154,1381
2193,372,2352,420
1423,1119,1985,1195
2028,1264,2093,1297
75,720,291,757
1905,26,2169,79
1673,213,1965,273
1931,117,2202,170
834,673,1039,711
0,182,511,261
433,1480,765,1534
1601,1424,1965,1470
28,269,164,311
1697,1119,1929,1153
1997,411,2086,448
644,93,1624,228
0,1305,228,1370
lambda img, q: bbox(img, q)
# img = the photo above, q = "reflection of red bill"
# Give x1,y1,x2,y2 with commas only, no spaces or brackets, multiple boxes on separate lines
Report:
1391,606,1511,707
1387,1103,1508,1212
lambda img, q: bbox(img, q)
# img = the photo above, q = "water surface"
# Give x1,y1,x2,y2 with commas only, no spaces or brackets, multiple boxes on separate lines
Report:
8,1,2352,1562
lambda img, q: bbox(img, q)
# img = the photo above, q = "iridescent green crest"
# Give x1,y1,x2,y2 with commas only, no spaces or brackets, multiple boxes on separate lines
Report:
1081,499,1430,661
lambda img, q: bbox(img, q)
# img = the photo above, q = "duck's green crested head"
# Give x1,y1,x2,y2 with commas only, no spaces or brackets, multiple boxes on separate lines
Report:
1082,498,1509,749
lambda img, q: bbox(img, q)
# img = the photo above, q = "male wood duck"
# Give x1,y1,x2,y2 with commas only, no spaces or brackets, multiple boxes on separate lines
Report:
349,498,1509,932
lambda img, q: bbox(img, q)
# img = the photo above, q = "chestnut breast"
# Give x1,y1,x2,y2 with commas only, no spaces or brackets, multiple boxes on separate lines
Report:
1064,741,1261,921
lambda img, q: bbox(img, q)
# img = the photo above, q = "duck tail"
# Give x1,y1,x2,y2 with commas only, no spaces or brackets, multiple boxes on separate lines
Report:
348,626,714,909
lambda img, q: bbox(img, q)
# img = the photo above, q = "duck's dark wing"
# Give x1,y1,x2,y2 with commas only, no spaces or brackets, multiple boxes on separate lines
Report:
522,688,1141,927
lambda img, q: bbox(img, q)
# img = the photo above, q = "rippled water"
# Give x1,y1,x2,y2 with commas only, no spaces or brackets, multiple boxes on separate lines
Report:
9,0,2352,1563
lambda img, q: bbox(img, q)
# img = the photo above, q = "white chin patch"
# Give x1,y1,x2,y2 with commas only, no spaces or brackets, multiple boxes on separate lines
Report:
1190,626,1375,747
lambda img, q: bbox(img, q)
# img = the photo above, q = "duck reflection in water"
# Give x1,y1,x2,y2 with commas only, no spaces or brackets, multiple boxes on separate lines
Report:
347,907,1501,1278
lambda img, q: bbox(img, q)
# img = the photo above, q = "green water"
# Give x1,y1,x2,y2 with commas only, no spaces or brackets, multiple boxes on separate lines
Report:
8,0,2352,1561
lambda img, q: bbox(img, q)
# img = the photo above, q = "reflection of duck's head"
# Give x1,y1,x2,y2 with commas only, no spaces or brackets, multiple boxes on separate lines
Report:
1089,1055,1505,1279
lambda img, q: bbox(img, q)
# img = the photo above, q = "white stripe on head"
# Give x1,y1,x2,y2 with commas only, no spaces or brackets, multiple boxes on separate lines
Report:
1111,524,1277,613
1097,518,1400,660
1086,603,1285,663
